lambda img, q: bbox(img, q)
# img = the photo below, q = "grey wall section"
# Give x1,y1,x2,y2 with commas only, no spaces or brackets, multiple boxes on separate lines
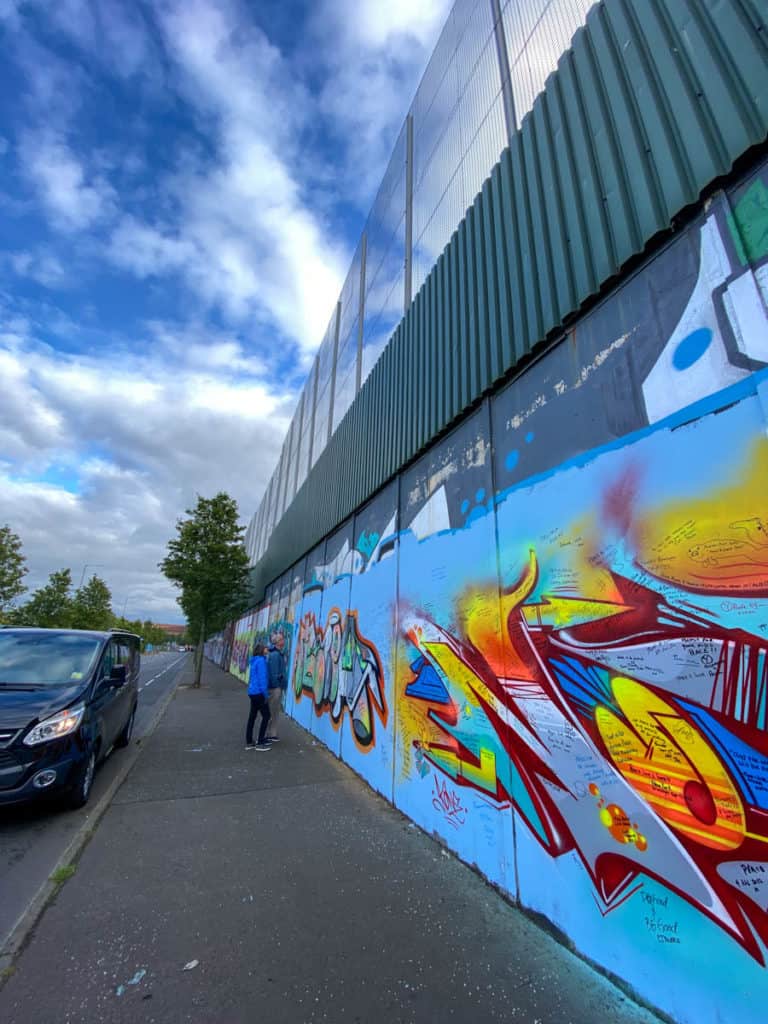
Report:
251,0,767,601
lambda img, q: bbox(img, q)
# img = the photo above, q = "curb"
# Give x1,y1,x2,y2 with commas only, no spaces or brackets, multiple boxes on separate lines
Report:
0,665,185,981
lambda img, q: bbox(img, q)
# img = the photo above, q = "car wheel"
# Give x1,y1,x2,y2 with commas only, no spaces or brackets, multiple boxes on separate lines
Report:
66,748,96,809
115,706,136,749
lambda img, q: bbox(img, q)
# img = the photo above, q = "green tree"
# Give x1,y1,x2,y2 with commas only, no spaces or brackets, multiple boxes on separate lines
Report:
0,524,28,621
14,568,74,628
71,575,113,630
160,493,249,687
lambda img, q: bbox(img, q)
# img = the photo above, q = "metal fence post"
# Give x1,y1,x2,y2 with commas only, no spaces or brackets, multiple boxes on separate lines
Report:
490,0,517,145
356,233,367,395
404,113,414,313
327,300,342,443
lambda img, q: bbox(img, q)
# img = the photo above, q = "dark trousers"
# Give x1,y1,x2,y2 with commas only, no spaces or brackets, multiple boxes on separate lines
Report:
246,694,270,745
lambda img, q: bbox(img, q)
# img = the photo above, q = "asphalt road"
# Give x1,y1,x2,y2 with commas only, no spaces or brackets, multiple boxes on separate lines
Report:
0,650,188,953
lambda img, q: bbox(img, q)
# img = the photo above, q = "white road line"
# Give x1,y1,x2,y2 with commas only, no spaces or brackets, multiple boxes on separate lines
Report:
140,654,187,691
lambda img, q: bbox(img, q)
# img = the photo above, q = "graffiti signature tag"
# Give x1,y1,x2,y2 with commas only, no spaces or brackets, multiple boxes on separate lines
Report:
432,776,467,829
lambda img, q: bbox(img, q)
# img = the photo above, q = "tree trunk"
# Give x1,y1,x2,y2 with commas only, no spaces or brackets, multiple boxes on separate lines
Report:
194,618,206,687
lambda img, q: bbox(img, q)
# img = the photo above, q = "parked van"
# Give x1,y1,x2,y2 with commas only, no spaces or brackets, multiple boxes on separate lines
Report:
0,628,140,808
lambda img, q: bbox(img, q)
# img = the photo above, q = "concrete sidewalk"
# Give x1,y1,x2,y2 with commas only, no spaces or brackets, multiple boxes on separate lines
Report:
0,660,660,1024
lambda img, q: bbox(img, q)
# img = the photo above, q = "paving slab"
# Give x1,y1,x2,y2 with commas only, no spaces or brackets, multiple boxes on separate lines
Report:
0,660,661,1024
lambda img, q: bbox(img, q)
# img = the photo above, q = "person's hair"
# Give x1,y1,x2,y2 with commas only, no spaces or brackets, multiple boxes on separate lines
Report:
252,642,265,657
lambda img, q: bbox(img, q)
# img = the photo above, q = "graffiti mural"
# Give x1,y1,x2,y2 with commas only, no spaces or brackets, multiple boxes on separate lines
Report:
402,548,768,959
218,159,768,1024
292,608,387,748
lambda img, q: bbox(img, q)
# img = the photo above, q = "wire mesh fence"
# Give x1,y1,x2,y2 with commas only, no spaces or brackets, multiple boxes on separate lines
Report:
249,0,596,565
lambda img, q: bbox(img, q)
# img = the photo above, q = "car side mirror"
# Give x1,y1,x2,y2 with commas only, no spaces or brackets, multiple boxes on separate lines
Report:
110,664,127,687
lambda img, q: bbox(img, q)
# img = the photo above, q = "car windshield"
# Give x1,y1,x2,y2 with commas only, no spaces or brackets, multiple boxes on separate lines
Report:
0,632,102,687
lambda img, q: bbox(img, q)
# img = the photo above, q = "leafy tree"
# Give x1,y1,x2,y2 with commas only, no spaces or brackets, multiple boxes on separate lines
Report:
160,493,249,686
0,524,28,621
14,569,74,628
109,616,172,652
71,575,113,630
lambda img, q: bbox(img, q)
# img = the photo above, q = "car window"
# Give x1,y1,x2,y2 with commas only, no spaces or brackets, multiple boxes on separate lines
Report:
0,632,102,687
126,638,139,673
115,641,130,668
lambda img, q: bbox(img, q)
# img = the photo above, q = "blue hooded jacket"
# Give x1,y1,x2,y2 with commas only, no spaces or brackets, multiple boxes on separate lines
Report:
247,654,268,697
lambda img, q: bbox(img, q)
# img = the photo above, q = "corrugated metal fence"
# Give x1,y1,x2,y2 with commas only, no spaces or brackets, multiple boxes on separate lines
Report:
250,0,768,600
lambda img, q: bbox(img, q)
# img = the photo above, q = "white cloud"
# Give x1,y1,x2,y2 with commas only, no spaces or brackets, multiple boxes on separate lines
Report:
308,0,453,201
100,0,350,355
0,0,458,623
9,250,70,289
108,217,195,277
318,0,450,51
20,132,116,230
0,319,291,621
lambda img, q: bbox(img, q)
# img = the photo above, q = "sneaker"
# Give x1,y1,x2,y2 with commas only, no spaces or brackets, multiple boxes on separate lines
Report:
268,736,281,743
245,744,255,750
255,743,272,752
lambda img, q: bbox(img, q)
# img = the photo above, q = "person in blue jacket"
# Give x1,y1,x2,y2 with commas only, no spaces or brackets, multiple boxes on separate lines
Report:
245,642,271,751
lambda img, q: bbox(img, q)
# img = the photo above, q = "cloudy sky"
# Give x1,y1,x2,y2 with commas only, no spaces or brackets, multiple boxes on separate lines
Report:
0,0,452,623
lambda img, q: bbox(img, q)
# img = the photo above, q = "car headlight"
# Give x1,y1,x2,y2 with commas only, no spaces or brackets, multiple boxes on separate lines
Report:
23,705,86,746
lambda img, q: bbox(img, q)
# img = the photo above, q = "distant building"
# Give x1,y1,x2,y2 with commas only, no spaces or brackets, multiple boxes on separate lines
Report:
154,623,186,638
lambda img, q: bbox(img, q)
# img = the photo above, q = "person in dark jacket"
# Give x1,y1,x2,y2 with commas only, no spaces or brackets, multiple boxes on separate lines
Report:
245,643,271,751
265,631,287,742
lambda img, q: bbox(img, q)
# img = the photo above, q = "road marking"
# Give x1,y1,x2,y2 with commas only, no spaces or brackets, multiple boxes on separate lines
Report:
140,654,187,691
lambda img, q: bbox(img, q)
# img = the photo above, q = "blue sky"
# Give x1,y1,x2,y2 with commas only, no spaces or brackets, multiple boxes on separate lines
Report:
0,0,451,622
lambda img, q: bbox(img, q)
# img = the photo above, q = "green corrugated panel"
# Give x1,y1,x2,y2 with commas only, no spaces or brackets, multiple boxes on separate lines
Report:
456,220,470,410
387,336,398,478
533,93,577,325
426,275,434,446
547,68,598,302
379,342,391,481
434,253,445,431
418,283,428,451
471,194,491,394
525,109,559,338
422,269,433,446
494,154,522,369
571,22,632,271
557,47,612,288
448,229,460,421
509,134,540,354
587,3,669,243
481,178,502,384
440,247,451,426
464,205,477,401
430,268,436,444
356,385,370,505
397,323,409,468
474,194,490,395
717,1,768,130
366,365,379,499
250,0,768,595
428,260,438,440
412,295,423,451
399,315,409,465
401,314,413,466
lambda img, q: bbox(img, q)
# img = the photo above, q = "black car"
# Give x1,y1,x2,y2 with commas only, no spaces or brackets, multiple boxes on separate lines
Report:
0,628,140,808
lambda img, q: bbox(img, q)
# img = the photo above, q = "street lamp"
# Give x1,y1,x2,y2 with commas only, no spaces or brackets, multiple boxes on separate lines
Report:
121,593,137,619
79,563,104,588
